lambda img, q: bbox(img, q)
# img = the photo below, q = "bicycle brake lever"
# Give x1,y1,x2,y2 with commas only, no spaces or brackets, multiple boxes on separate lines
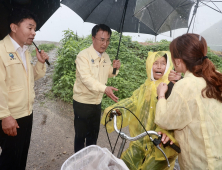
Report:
156,145,170,167
150,136,170,167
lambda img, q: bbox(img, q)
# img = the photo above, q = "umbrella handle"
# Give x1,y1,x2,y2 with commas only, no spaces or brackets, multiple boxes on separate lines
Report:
33,42,50,66
112,68,117,75
45,59,50,66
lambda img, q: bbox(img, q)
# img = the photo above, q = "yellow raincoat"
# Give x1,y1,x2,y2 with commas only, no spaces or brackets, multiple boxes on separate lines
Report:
155,71,222,170
101,51,178,170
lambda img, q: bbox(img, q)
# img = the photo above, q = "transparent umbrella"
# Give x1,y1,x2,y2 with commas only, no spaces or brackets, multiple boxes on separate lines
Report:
134,0,194,36
135,0,222,51
189,1,222,51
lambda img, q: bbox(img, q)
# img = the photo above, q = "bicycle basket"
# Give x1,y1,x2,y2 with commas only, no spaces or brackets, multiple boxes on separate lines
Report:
61,145,129,170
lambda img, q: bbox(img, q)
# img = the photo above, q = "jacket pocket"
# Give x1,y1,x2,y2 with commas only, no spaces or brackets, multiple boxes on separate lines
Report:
5,59,25,87
5,58,22,67
8,86,26,111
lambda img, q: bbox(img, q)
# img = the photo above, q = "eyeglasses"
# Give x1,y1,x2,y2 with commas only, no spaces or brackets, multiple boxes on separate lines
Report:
94,37,111,44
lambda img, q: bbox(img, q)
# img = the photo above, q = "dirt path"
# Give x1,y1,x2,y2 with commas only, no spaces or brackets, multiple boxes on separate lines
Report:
26,42,127,170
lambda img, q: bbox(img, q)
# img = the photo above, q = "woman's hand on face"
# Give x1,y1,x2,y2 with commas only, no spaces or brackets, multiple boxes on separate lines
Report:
157,82,168,96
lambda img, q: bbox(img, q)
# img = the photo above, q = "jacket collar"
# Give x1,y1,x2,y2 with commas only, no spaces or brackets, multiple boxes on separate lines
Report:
3,35,17,53
89,44,106,60
9,35,28,53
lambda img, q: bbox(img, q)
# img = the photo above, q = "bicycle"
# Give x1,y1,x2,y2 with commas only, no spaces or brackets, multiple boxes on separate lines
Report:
61,108,181,170
108,109,181,168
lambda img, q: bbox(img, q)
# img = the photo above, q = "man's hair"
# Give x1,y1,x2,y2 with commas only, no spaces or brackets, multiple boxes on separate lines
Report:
92,24,112,37
8,8,38,33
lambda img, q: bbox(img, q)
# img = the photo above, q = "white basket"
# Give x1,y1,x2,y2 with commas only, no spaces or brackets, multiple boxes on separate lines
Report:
61,145,129,170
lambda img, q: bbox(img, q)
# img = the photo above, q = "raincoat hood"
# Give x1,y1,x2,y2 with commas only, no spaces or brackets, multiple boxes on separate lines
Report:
147,51,172,82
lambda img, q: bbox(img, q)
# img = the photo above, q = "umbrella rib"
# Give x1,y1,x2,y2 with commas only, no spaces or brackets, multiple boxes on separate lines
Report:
146,5,156,33
156,0,192,34
200,1,222,13
210,0,221,12
133,0,156,17
178,1,195,8
83,0,104,22
192,12,197,33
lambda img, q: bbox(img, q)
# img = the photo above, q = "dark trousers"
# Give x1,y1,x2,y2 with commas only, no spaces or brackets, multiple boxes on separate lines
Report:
73,100,101,153
0,113,33,170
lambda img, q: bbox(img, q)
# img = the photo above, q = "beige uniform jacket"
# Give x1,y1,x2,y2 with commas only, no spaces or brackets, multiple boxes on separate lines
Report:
155,71,222,170
73,45,118,104
0,35,46,120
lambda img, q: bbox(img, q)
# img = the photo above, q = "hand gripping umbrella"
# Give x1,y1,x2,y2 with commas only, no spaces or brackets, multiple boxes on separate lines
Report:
61,0,193,74
0,0,60,65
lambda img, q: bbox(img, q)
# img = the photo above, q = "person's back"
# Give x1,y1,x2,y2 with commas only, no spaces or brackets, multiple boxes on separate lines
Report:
171,72,222,169
155,33,222,170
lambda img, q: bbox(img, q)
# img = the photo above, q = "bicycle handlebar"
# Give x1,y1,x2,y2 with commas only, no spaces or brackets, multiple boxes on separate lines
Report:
113,114,170,167
113,115,161,141
111,109,181,153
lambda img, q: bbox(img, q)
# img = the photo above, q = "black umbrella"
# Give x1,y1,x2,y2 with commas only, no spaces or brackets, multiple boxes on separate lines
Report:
0,0,60,40
0,0,60,65
61,0,193,74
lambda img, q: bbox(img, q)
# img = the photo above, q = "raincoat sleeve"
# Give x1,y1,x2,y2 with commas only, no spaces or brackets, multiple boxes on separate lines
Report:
76,54,107,93
33,61,46,81
101,86,141,133
0,57,11,119
155,88,192,130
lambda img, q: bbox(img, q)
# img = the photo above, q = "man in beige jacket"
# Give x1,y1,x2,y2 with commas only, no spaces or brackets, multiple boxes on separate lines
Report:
0,8,49,170
73,24,121,152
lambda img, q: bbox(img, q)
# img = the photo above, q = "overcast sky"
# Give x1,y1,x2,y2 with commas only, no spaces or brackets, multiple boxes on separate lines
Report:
34,2,222,43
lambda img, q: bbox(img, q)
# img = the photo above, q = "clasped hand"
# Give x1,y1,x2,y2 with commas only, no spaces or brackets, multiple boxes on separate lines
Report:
113,59,121,70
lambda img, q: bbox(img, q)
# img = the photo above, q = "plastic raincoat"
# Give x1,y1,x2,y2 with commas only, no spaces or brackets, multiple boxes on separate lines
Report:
155,71,222,170
101,51,178,170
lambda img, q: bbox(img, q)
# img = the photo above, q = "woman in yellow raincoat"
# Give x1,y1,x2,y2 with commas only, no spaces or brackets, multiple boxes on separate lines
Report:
101,51,178,170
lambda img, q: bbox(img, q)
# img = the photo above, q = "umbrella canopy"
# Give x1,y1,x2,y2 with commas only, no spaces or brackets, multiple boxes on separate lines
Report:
61,0,156,35
187,0,222,32
134,0,194,35
61,0,194,73
0,0,60,40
